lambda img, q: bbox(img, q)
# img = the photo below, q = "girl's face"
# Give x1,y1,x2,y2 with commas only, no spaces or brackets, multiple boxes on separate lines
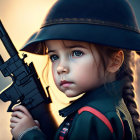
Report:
47,40,105,97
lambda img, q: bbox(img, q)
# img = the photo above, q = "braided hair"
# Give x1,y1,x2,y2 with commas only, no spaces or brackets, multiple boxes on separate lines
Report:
95,44,140,139
116,50,140,140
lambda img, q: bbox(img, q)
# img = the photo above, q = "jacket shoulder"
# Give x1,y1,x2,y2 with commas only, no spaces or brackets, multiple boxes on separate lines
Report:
68,106,124,140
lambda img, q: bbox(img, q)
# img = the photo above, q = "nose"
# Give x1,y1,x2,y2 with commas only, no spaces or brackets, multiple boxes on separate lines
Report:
57,62,69,74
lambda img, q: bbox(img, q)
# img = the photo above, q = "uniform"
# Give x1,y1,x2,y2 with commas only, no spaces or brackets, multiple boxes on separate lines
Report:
19,80,136,140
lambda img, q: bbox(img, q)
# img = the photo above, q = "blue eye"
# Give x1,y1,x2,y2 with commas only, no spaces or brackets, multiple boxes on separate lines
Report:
72,50,83,57
50,55,59,62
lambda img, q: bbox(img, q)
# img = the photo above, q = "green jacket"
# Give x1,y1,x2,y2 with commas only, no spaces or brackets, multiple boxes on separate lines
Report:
20,80,137,140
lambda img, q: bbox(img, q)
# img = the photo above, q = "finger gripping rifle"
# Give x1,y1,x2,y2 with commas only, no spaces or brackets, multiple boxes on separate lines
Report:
0,20,56,139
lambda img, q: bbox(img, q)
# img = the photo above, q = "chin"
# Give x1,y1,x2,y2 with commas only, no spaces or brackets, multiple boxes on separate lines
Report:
65,93,76,98
64,91,82,98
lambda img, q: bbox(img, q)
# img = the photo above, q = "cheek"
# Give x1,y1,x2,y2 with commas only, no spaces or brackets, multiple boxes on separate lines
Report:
73,61,98,84
72,55,104,89
75,64,90,77
74,55,95,76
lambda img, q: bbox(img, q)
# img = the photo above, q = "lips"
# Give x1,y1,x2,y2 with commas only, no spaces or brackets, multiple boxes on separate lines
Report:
60,80,73,87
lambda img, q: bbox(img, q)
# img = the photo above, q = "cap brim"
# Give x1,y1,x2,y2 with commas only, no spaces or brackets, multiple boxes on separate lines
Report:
20,23,140,54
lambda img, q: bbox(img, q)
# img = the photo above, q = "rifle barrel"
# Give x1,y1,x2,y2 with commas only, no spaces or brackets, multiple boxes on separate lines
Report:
0,20,18,57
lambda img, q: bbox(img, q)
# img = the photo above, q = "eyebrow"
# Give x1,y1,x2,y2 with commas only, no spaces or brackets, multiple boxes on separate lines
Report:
47,45,87,54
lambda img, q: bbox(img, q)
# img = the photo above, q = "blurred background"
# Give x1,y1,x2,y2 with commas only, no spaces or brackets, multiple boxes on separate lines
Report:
0,0,140,139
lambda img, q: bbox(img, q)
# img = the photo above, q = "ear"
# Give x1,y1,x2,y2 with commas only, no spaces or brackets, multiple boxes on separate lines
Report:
107,50,124,73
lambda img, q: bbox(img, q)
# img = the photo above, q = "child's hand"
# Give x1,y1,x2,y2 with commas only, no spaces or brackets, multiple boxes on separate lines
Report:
10,105,39,139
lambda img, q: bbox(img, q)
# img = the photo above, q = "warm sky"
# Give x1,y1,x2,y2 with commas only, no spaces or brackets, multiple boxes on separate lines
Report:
0,0,57,50
0,0,140,139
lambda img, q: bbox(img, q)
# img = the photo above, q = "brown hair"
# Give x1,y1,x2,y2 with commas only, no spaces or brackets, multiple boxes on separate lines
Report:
95,44,140,139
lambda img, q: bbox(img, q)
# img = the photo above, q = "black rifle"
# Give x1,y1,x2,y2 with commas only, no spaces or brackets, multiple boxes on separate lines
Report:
0,20,57,139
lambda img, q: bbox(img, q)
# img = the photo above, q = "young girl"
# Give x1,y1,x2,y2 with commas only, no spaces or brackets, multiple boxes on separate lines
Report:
10,0,140,139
